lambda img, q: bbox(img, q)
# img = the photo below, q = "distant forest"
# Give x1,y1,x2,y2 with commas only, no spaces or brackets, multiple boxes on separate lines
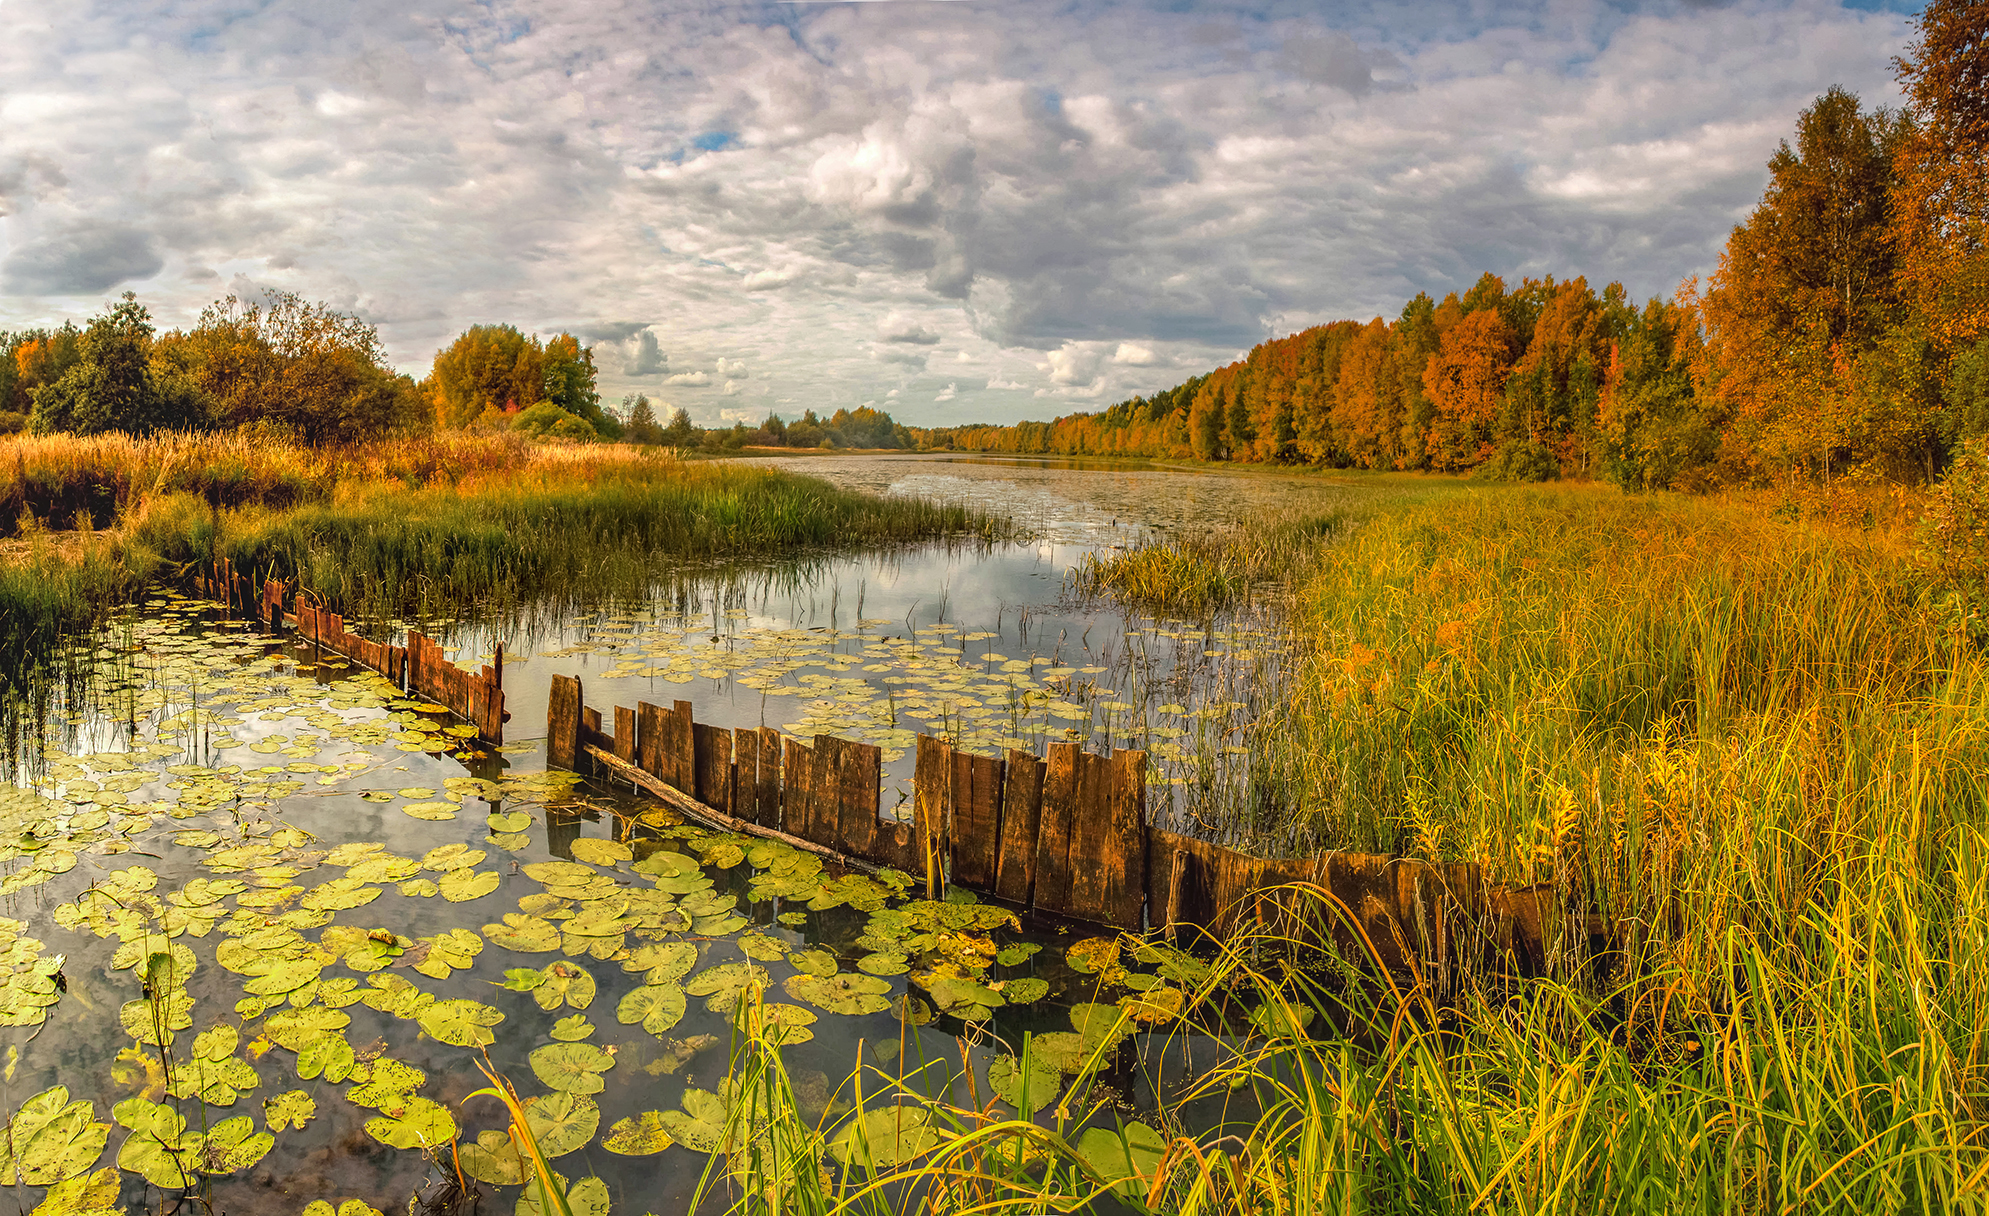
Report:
0,293,913,453
918,10,1989,490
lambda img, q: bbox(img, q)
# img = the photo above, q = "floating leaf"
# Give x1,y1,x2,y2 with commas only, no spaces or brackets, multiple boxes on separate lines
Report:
550,1014,594,1041
346,1058,425,1108
568,838,632,867
263,1090,316,1132
27,1165,118,1216
616,983,688,1036
487,811,531,833
197,1116,273,1174
1001,977,1051,1005
686,964,769,1013
1075,1121,1167,1200
602,1111,673,1156
529,1042,615,1094
482,913,560,953
2,1087,109,1186
400,801,458,821
659,1088,730,1154
363,1096,457,1152
416,999,504,1048
785,972,893,1016
788,949,838,977
457,1129,524,1185
534,961,596,1011
1066,937,1120,976
519,1174,609,1216
829,1107,938,1168
857,953,908,977
438,869,499,902
988,1053,1061,1115
523,1091,598,1158
623,942,697,985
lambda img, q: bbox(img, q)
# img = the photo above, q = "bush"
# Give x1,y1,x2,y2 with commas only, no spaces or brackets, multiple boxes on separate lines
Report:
1920,438,1989,627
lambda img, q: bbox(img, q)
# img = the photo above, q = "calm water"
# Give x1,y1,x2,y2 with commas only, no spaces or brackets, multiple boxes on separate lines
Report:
0,456,1346,1214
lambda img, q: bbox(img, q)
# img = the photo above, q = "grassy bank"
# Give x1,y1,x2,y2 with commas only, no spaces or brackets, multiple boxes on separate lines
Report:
0,433,1005,688
840,479,1988,1214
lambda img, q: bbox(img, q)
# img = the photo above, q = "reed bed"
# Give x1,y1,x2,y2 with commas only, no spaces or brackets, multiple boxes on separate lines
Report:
0,433,1007,693
938,479,1989,1212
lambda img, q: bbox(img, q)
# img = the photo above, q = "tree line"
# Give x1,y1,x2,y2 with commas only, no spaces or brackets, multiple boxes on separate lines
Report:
919,1,1989,490
0,294,918,453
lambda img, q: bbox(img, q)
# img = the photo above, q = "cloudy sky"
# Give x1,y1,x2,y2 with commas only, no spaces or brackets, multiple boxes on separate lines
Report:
0,0,1914,426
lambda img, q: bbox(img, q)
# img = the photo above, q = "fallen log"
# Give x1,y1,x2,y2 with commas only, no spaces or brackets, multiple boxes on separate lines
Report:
581,743,875,873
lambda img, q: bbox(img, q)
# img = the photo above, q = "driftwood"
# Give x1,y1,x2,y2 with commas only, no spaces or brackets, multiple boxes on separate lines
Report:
581,743,874,872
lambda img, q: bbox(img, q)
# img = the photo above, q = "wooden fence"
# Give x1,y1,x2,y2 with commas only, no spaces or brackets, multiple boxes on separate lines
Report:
187,560,508,745
547,676,1575,975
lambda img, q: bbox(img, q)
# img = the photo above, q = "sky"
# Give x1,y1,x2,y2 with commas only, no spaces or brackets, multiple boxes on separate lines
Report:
0,0,1918,427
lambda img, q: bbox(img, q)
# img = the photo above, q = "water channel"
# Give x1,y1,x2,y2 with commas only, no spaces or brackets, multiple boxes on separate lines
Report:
0,455,1351,1214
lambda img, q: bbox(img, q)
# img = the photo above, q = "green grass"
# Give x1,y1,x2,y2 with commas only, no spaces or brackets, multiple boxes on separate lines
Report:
925,478,1989,1214
0,434,1006,699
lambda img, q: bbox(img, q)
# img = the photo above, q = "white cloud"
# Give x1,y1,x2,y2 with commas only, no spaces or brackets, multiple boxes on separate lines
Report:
0,0,1913,425
934,382,957,402
721,378,741,395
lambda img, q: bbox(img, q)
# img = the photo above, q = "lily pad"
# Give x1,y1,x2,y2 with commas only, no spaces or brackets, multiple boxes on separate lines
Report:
786,972,893,1016
534,961,596,1011
1075,1121,1167,1200
197,1116,273,1173
523,1091,599,1158
602,1111,673,1156
263,1090,316,1132
400,801,458,821
550,1014,594,1041
615,982,688,1036
2,1087,109,1186
686,963,769,1013
829,1107,938,1168
363,1096,457,1152
623,942,697,985
457,1128,524,1185
988,1053,1061,1115
416,999,504,1048
568,838,632,866
529,1042,615,1094
438,869,499,903
659,1088,731,1154
482,913,560,953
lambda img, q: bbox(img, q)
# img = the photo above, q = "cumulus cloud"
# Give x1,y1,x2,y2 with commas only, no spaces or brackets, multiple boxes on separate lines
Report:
934,382,957,402
877,312,942,344
2,221,162,295
0,0,1914,424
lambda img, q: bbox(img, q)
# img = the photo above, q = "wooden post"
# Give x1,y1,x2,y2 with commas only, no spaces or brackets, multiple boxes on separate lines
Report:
949,749,1004,891
547,675,582,771
1165,848,1189,940
615,707,637,764
1032,742,1079,916
693,722,733,817
993,749,1044,906
914,736,950,899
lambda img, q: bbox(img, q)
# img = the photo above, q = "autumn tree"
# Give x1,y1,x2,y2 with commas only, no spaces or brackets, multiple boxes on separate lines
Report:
157,292,425,443
1893,0,1989,349
29,295,209,437
1422,308,1515,470
1702,86,1907,478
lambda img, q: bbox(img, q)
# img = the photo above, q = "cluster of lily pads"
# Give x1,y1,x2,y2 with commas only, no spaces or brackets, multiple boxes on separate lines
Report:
543,610,1288,809
0,593,1231,1214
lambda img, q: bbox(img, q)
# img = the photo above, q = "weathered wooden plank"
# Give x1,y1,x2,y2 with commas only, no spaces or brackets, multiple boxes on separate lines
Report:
615,707,638,764
637,702,666,777
781,737,815,840
547,675,582,770
756,727,782,827
1147,828,1227,938
1032,742,1079,916
994,749,1044,906
733,728,760,824
949,749,1004,891
585,743,867,869
1097,748,1148,928
807,734,847,852
693,722,733,817
913,736,951,897
831,736,882,862
1061,750,1116,924
663,701,695,793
